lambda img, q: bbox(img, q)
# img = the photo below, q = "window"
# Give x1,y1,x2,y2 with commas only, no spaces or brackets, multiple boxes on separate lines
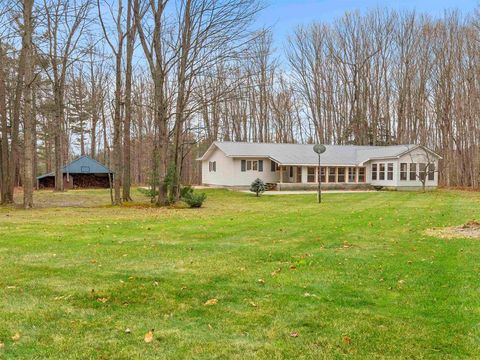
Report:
247,161,252,171
252,160,258,171
419,163,426,181
319,167,326,183
348,167,356,182
409,163,417,181
81,166,90,173
271,160,277,172
328,167,336,183
337,168,345,183
296,167,302,183
307,167,315,183
289,166,293,178
372,164,378,180
379,163,385,180
358,167,366,182
428,163,435,181
400,163,407,181
208,161,216,172
258,160,263,172
241,160,246,172
387,163,393,180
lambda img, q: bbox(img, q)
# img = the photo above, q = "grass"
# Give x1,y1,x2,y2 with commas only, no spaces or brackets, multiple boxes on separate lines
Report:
0,188,480,359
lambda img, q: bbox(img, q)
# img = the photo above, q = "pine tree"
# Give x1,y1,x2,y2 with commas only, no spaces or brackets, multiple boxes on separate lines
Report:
250,178,266,197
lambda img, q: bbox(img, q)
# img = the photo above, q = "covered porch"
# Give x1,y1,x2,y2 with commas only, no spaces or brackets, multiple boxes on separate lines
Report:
274,165,367,190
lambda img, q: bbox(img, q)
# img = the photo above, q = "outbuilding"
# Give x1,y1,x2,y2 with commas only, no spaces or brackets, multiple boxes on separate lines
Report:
36,156,113,189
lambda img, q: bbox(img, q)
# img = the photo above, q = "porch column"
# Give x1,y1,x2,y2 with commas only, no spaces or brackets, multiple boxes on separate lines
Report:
280,166,283,183
301,166,308,184
325,166,329,183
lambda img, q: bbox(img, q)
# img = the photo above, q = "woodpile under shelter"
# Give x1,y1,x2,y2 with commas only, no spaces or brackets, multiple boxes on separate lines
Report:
36,156,113,189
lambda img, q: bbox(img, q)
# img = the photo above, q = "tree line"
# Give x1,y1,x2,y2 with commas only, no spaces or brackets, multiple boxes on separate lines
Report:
0,1,479,208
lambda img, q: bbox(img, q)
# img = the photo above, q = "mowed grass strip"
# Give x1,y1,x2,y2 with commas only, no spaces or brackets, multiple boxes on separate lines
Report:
0,189,479,359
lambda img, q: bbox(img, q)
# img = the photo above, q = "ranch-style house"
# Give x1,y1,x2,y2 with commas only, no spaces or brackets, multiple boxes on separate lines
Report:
198,142,441,190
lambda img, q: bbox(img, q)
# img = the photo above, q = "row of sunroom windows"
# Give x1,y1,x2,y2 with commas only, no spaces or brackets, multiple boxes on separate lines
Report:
371,162,435,181
276,162,366,183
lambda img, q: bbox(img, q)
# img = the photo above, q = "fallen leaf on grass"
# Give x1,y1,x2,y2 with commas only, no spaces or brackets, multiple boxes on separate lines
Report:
144,329,154,343
125,328,131,334
343,335,351,345
289,265,297,270
11,333,20,341
97,297,108,303
204,298,218,306
290,332,299,338
249,301,257,307
0,342,4,349
271,268,281,276
257,279,265,284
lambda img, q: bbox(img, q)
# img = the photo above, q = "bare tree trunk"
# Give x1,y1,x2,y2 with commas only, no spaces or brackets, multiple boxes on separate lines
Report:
0,43,13,204
22,0,34,208
122,0,135,201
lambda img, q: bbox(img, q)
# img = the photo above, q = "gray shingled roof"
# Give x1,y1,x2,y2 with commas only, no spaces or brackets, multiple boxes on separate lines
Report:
37,156,112,179
199,142,436,166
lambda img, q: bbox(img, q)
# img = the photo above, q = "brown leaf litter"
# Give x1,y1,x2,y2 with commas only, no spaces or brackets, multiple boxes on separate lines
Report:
425,220,480,239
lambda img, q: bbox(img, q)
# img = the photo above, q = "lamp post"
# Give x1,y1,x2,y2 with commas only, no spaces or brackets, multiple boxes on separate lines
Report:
313,144,326,203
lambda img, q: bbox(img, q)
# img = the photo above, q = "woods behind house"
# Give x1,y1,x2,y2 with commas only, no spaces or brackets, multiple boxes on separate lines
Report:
0,1,479,208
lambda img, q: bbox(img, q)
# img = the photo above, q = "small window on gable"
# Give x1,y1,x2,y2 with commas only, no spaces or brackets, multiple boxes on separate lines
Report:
81,166,90,173
213,161,216,172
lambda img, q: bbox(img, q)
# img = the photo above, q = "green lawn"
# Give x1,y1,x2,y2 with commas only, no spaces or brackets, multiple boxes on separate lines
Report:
1,189,479,359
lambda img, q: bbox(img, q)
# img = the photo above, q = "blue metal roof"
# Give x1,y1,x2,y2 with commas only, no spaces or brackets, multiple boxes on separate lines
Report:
37,156,113,179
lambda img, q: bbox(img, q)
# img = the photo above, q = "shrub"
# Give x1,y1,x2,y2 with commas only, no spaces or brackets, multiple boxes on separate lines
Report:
182,191,207,208
137,187,158,198
180,185,194,198
250,178,266,197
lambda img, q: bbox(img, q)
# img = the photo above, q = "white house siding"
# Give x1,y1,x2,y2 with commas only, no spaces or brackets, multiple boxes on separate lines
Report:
396,148,438,189
202,147,278,186
201,147,236,186
368,160,399,187
367,147,438,189
231,158,279,186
